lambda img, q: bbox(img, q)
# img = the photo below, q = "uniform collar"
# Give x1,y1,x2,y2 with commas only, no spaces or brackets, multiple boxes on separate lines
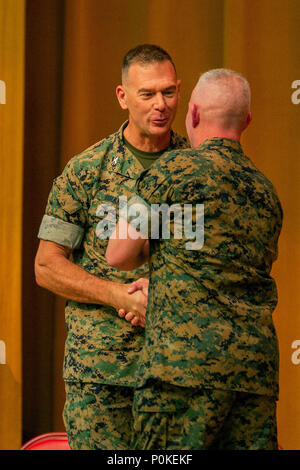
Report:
197,137,243,154
105,121,144,180
107,121,177,180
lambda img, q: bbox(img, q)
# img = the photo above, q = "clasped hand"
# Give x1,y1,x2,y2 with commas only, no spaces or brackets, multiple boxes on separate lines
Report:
118,278,149,328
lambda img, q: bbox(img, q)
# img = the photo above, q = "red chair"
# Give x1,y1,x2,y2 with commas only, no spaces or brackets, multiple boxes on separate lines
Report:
20,432,71,450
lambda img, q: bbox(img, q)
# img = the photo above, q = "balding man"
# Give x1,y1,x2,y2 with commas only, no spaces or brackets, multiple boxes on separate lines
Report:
106,69,283,450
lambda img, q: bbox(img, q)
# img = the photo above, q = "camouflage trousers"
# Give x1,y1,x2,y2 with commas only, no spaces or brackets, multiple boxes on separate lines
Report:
132,380,278,450
63,381,134,450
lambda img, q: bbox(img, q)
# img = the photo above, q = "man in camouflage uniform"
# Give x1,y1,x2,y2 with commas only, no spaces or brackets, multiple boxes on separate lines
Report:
34,44,187,450
106,69,283,450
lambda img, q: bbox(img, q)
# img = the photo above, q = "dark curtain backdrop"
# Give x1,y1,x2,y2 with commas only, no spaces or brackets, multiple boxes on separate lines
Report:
22,0,300,449
22,0,65,441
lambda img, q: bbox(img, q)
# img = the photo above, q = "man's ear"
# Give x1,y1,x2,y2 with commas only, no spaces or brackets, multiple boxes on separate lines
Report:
192,104,200,128
243,111,252,131
246,111,252,127
116,85,128,110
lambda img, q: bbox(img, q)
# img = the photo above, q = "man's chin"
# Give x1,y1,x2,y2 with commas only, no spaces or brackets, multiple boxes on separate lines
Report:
149,121,172,135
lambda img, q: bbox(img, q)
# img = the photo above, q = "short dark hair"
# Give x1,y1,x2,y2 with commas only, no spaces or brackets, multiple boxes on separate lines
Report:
122,44,176,81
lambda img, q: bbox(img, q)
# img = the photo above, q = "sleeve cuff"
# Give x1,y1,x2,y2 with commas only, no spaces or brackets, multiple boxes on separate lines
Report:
37,214,84,249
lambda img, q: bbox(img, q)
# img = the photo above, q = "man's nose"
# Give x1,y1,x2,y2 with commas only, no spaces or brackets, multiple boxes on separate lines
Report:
154,92,166,111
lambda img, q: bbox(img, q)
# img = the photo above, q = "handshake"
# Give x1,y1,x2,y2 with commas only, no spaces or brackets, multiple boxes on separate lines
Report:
118,278,149,328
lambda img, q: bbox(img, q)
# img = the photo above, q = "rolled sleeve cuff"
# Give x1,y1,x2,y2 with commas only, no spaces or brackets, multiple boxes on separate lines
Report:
37,214,84,249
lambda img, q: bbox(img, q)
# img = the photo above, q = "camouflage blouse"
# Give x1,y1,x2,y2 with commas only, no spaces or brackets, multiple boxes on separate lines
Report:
38,122,188,386
131,138,283,397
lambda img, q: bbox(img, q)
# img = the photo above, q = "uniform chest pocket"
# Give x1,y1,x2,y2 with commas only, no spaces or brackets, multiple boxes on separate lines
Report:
87,175,137,254
55,189,85,229
56,192,83,215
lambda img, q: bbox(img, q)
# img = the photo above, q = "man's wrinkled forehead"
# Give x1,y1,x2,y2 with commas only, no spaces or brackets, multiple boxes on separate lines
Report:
122,59,176,85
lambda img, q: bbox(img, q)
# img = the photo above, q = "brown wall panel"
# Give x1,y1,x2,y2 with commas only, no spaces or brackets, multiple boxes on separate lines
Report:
223,0,300,449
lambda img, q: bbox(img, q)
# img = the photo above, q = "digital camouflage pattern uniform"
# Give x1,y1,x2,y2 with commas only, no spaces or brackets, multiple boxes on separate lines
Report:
127,137,283,450
37,122,188,449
